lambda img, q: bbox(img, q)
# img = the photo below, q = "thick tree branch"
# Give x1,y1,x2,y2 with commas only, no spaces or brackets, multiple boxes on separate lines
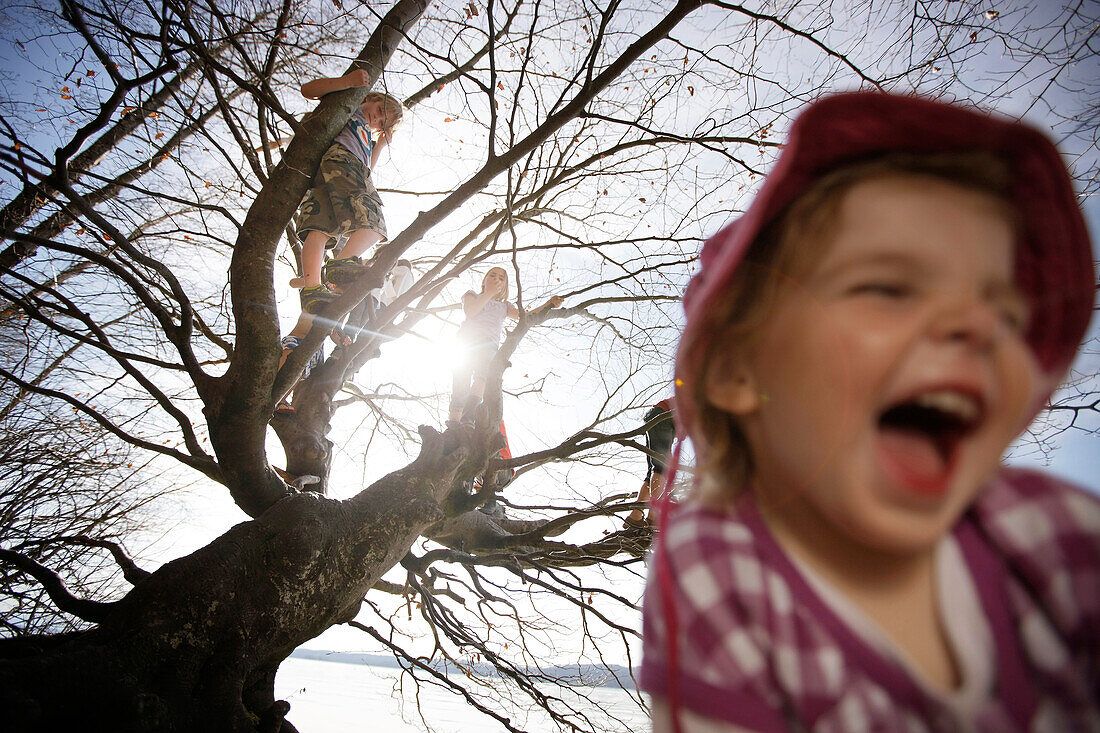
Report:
215,0,431,518
0,548,115,624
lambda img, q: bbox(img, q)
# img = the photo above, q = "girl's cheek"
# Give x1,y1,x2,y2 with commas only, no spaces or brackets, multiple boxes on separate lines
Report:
999,344,1047,437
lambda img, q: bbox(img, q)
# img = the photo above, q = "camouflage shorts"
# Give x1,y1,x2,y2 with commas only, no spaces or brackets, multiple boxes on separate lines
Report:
295,143,387,247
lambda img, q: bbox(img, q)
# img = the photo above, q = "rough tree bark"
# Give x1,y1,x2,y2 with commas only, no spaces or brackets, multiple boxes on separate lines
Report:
0,424,496,731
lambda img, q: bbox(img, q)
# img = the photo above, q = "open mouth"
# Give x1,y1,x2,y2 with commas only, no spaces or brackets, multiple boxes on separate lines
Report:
876,390,984,495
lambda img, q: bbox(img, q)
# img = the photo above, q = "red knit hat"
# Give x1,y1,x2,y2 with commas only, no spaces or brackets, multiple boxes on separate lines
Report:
674,91,1096,443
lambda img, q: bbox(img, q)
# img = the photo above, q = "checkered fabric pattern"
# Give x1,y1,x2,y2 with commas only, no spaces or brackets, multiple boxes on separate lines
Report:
640,468,1100,731
971,470,1100,721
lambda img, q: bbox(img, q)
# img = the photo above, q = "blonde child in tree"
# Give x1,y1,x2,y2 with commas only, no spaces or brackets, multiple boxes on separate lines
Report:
279,70,404,372
448,267,563,425
641,92,1099,731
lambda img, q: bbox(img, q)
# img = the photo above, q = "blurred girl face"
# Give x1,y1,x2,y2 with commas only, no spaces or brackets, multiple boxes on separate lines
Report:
483,268,509,300
705,174,1043,556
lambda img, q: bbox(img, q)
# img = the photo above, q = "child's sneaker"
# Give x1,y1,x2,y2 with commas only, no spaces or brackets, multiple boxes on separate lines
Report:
323,256,371,287
300,284,337,315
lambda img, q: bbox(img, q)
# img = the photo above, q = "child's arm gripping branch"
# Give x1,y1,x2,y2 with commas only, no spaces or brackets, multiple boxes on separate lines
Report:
301,69,372,100
508,295,563,319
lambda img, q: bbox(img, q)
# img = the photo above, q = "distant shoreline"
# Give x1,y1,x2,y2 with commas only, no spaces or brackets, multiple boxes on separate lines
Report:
289,648,637,690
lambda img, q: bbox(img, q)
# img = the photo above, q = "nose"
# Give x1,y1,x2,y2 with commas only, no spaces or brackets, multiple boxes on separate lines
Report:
930,297,1003,351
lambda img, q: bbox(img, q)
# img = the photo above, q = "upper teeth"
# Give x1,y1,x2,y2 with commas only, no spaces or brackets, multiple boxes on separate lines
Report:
913,391,981,424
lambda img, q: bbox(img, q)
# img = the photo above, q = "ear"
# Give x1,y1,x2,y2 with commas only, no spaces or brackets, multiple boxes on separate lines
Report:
704,349,762,416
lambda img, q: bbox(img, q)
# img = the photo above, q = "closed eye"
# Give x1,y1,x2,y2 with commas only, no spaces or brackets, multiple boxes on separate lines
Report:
987,285,1031,333
996,301,1030,333
850,282,911,299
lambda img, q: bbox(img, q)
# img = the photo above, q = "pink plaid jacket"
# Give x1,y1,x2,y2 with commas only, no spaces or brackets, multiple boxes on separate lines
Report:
640,469,1100,731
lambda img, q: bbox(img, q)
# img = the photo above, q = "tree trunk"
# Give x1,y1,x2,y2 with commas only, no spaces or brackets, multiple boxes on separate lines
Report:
0,426,490,732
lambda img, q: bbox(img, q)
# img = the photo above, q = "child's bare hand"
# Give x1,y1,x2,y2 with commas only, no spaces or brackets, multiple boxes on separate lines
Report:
548,295,564,308
342,69,371,88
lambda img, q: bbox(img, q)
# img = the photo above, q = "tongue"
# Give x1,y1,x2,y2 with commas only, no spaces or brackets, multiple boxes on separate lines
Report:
877,426,949,494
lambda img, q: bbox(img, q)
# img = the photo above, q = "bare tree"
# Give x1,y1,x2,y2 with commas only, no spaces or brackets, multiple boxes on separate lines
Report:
0,0,1095,730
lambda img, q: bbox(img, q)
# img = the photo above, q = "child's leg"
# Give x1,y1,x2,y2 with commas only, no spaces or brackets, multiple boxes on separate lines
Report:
275,329,325,415
449,364,472,423
464,376,487,417
341,228,385,261
449,376,486,424
452,342,495,423
278,315,314,371
626,476,651,526
641,411,674,522
335,296,374,347
320,144,388,287
469,376,487,401
461,344,497,422
279,283,339,374
289,229,330,289
324,228,385,288
646,469,667,522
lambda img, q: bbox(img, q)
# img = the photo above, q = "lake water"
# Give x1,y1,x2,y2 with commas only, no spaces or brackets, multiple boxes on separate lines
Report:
276,656,652,732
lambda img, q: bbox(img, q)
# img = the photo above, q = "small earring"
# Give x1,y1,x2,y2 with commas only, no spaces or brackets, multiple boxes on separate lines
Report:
759,392,770,404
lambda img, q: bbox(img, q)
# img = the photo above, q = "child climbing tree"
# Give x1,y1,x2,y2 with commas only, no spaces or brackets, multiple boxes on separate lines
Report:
0,0,1095,730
